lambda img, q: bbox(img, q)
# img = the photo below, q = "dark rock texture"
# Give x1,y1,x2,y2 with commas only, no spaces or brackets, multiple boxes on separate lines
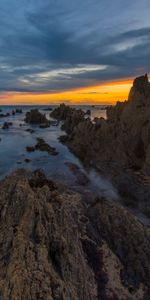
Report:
51,75,150,217
2,122,13,129
52,75,150,173
25,109,49,125
0,169,149,299
51,103,85,134
26,138,58,156
0,113,10,118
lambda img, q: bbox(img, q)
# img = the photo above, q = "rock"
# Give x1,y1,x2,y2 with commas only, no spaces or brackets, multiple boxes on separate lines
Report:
26,146,35,152
51,75,150,217
12,110,15,115
39,123,50,129
25,109,49,125
50,120,60,126
35,138,58,155
50,103,74,120
0,169,149,299
65,161,90,185
85,109,91,115
58,134,68,143
51,104,85,134
61,109,85,134
43,107,53,111
26,128,35,134
56,75,150,174
133,74,149,92
89,197,150,292
16,108,22,113
24,158,31,163
26,138,58,156
2,122,12,129
0,113,10,118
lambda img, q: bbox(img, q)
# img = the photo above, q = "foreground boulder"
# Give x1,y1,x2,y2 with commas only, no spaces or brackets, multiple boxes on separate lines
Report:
25,109,49,125
0,169,149,299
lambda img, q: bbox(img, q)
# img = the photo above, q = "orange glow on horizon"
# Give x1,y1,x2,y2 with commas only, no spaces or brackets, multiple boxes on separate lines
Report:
0,78,133,105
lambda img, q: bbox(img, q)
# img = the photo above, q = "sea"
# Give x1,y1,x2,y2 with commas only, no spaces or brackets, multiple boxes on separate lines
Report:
0,105,114,199
1,104,150,226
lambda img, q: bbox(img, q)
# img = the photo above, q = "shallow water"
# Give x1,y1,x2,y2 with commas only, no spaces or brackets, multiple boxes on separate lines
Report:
0,105,149,226
0,106,108,196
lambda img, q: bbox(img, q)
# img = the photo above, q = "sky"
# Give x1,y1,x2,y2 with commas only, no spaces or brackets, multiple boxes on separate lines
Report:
0,0,150,104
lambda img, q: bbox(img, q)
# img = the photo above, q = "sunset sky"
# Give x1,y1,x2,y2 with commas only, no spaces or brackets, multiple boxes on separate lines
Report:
0,0,150,104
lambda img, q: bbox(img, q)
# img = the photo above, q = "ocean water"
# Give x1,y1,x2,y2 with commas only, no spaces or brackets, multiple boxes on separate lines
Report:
0,105,112,200
1,105,150,226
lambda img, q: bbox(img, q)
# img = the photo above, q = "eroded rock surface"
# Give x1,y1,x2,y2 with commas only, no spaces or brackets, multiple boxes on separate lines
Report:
25,109,49,125
53,75,150,172
52,75,150,215
51,103,85,134
0,169,149,299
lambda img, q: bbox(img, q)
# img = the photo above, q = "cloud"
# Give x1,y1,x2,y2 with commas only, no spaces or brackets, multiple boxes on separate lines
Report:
0,0,150,95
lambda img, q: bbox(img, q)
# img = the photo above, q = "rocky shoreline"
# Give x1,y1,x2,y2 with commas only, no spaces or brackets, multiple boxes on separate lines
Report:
0,76,150,299
51,75,150,217
0,169,149,299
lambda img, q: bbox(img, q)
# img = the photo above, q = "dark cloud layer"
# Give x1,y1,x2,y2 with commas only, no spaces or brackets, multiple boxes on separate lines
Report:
0,0,150,93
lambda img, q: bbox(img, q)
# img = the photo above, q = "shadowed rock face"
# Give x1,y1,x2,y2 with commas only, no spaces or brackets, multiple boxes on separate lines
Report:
25,109,49,125
52,75,150,173
0,169,149,299
51,103,85,134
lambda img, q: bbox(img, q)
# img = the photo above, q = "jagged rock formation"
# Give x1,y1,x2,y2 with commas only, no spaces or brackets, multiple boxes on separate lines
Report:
51,104,85,134
53,75,150,173
25,109,50,125
51,75,150,216
0,169,149,299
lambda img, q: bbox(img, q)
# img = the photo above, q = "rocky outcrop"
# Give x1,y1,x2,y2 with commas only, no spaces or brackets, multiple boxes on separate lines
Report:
53,75,150,174
50,103,85,134
51,75,150,216
0,113,10,118
2,122,13,129
25,109,49,125
26,138,58,156
16,108,23,114
0,169,149,299
50,103,74,120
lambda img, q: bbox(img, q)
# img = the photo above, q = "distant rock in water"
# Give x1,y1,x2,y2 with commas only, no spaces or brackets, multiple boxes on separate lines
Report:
51,103,85,134
16,108,23,113
85,109,91,115
26,138,58,156
0,169,149,299
2,122,12,129
25,109,49,125
0,113,10,118
43,107,53,111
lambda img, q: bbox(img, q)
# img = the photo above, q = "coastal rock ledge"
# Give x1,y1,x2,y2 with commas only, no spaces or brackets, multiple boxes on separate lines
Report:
0,169,150,299
52,74,150,173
